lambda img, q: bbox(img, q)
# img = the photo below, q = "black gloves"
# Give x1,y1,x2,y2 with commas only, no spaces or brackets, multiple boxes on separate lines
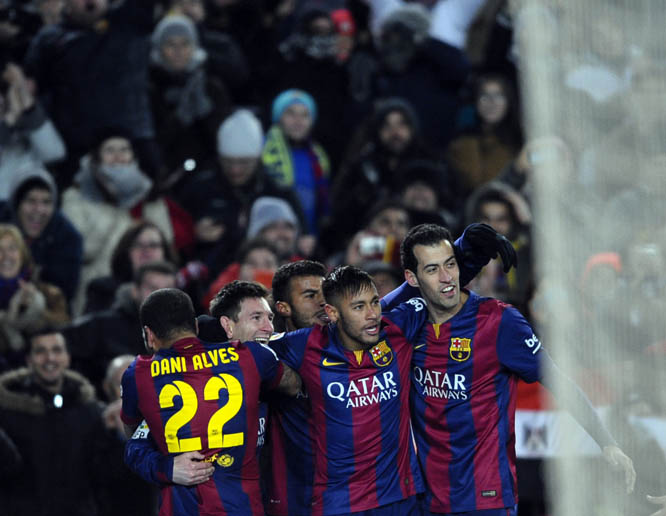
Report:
462,223,517,273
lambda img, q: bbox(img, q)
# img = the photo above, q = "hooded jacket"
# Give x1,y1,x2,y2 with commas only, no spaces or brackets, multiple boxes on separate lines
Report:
0,166,83,301
0,368,108,516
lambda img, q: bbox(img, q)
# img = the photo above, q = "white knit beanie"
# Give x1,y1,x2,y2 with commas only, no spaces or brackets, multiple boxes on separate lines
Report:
216,109,264,158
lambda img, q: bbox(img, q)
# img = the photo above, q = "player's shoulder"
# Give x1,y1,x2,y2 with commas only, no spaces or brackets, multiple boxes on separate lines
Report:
384,296,428,319
269,326,315,346
474,292,520,316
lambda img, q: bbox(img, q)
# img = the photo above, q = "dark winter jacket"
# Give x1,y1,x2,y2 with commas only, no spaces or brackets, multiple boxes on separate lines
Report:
0,368,109,516
24,0,156,159
62,285,145,393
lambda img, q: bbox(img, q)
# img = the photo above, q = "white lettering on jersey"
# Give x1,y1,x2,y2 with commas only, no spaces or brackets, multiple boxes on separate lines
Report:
524,334,542,355
413,366,468,400
325,371,399,407
406,297,426,312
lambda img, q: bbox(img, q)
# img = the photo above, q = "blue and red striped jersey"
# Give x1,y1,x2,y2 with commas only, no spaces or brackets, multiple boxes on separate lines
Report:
410,290,542,513
121,337,283,516
264,390,314,515
270,300,428,516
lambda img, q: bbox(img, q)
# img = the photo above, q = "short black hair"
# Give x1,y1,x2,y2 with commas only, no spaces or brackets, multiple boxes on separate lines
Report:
27,327,67,353
140,288,196,340
400,223,453,273
272,260,327,304
322,265,375,308
209,280,269,321
133,261,177,286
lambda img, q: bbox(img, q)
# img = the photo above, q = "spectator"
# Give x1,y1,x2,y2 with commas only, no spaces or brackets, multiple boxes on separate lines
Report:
62,261,177,394
201,238,279,310
83,220,178,314
330,97,440,245
275,6,353,167
397,159,460,232
0,62,66,200
356,2,471,149
446,72,523,197
0,165,82,302
61,131,193,314
24,0,159,186
263,88,331,238
0,224,69,368
464,181,532,312
177,109,306,276
165,0,249,95
341,199,410,269
246,196,302,263
149,14,232,176
0,329,111,516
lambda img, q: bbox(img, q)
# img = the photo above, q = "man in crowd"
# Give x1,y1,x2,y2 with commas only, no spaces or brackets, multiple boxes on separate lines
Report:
0,329,110,515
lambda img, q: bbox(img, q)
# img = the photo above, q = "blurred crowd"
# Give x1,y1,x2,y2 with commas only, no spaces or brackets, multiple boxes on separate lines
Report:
0,0,665,515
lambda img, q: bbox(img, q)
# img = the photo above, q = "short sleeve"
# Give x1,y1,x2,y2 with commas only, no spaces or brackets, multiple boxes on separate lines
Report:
383,297,429,342
269,328,311,371
120,359,142,426
497,307,542,383
248,342,284,389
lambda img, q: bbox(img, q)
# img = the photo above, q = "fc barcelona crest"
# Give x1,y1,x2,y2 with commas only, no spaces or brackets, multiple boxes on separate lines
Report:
370,341,393,367
450,338,471,362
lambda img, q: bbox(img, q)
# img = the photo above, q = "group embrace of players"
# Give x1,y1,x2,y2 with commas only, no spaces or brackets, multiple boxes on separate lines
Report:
119,223,636,516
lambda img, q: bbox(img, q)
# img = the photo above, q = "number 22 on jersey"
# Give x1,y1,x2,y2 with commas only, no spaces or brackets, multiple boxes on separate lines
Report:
159,374,244,453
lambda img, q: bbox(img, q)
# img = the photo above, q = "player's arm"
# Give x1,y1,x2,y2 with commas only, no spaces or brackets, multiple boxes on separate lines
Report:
498,309,635,494
124,421,213,486
539,352,636,494
454,222,517,286
254,336,305,396
119,359,143,439
276,362,302,397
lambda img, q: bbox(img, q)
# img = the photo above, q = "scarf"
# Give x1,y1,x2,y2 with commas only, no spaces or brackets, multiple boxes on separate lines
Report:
262,125,331,220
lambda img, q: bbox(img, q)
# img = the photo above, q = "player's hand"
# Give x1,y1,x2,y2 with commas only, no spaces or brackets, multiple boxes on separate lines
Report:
461,223,517,273
647,494,666,516
602,445,636,494
172,451,214,486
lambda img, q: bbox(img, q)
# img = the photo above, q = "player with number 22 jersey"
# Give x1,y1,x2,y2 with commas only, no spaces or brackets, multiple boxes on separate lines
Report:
121,337,284,516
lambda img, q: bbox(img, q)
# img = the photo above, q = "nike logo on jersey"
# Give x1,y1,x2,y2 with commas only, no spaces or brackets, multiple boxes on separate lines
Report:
414,344,426,349
322,358,345,366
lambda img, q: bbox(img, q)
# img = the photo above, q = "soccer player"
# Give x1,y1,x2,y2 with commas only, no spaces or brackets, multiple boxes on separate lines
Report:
398,223,636,515
124,227,519,514
270,265,429,515
266,260,329,515
120,288,301,515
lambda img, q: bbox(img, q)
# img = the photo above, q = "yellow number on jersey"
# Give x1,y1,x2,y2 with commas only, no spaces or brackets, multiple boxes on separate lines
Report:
205,374,244,448
159,381,202,453
158,374,245,453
